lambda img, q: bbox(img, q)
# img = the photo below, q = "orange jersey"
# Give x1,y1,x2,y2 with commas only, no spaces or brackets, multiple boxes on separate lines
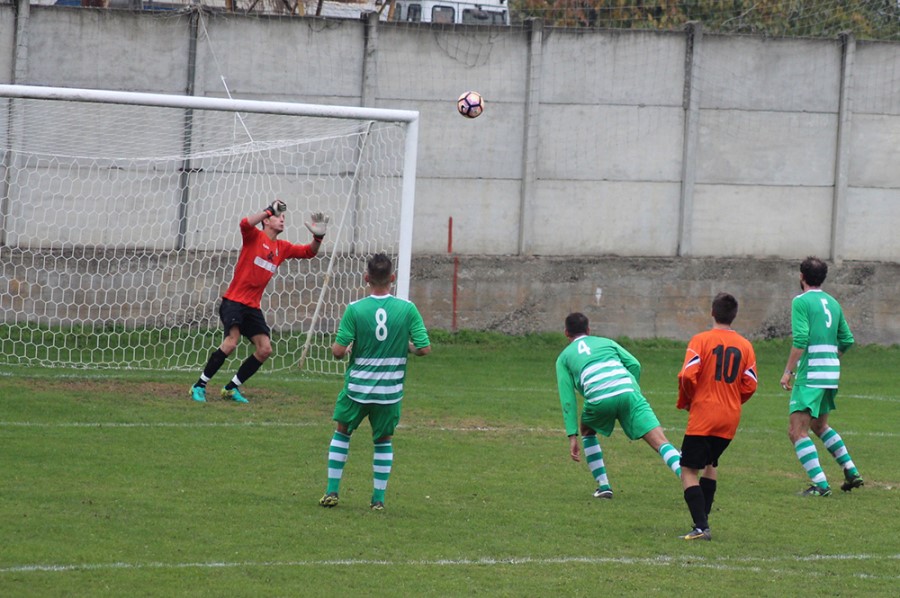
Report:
677,328,757,439
223,218,316,309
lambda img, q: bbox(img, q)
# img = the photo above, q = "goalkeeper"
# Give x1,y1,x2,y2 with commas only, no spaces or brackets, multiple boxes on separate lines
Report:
190,201,329,404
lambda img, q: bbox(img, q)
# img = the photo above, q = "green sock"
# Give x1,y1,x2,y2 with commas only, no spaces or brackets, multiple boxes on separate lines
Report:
819,426,859,477
658,443,682,478
326,431,351,494
795,437,828,487
582,435,611,489
372,440,393,504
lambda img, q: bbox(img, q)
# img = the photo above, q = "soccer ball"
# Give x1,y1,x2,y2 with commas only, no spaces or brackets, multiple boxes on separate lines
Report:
457,91,484,119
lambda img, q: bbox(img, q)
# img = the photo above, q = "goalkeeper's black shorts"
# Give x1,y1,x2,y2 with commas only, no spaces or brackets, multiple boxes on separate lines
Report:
219,298,270,339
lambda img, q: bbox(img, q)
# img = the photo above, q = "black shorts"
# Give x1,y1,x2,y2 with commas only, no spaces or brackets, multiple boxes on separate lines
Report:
680,435,732,470
219,298,270,339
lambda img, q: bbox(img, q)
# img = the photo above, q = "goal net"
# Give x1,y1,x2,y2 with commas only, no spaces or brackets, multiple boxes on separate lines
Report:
0,84,419,374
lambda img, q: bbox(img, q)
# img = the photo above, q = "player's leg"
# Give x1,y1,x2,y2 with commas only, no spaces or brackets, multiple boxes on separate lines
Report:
811,412,864,492
191,321,240,402
370,435,393,511
679,435,710,540
621,394,681,478
579,423,612,498
222,308,271,403
789,400,830,496
700,464,718,516
652,432,683,479
578,407,616,497
321,397,363,507
369,403,401,510
640,427,682,478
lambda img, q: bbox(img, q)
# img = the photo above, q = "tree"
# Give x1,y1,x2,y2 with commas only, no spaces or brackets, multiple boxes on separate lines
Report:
511,0,900,40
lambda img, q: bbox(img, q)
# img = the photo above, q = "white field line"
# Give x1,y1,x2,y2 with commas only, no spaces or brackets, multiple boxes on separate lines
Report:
0,420,897,439
1,370,897,404
2,553,899,577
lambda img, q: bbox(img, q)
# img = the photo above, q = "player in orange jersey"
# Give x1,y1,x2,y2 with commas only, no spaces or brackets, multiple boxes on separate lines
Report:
676,292,757,541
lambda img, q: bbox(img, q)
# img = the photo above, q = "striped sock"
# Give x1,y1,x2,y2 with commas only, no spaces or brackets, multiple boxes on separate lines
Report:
818,426,859,477
658,443,682,478
794,437,828,488
326,431,351,494
582,435,610,490
372,440,393,504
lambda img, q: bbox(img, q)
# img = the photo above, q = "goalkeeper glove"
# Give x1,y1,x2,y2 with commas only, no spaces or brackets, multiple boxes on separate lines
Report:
305,212,330,243
264,199,287,217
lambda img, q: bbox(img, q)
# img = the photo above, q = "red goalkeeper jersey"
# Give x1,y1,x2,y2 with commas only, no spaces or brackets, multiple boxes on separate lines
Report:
222,218,316,309
677,328,758,439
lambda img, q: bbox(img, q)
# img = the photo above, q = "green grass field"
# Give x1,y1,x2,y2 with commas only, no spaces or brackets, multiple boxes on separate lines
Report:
1,332,898,596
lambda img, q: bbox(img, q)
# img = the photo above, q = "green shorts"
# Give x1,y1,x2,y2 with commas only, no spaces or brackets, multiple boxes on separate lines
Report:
581,391,661,440
789,385,837,419
332,389,402,440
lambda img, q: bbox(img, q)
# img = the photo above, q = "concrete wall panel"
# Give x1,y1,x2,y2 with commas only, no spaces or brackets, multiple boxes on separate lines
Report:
699,35,841,112
196,15,365,103
539,105,683,182
542,30,685,106
413,99,523,180
854,41,900,116
696,110,837,185
412,177,521,254
26,8,190,93
378,25,528,102
843,187,900,262
849,114,900,188
0,8,13,83
690,185,833,258
529,180,680,256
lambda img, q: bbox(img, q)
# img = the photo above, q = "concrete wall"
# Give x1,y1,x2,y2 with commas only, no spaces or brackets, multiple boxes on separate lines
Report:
409,255,900,346
2,6,899,344
3,7,899,261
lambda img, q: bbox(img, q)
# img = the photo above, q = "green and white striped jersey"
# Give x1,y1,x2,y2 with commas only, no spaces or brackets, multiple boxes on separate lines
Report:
791,289,854,389
555,335,643,436
335,293,430,404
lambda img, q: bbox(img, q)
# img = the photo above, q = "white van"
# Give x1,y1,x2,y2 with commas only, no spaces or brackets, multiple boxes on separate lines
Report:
391,0,509,25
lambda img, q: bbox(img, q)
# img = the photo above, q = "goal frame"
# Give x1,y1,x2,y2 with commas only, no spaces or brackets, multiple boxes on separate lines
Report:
0,84,420,371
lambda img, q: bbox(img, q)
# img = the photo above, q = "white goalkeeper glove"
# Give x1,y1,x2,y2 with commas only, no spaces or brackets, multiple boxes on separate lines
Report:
264,199,287,217
305,212,330,242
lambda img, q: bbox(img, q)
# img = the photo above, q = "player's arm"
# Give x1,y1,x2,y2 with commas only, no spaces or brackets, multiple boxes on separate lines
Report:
615,342,642,382
332,304,356,360
303,212,329,255
556,356,580,440
332,342,352,359
781,346,804,391
408,342,431,357
677,345,700,410
740,346,759,403
408,305,431,356
247,199,287,227
836,313,854,354
781,299,808,390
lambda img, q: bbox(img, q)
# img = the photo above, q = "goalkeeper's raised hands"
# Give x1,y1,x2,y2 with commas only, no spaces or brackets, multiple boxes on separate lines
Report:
305,212,330,242
264,199,287,217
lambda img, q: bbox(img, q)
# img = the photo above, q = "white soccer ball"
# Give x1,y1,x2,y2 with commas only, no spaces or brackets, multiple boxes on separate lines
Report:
457,91,484,119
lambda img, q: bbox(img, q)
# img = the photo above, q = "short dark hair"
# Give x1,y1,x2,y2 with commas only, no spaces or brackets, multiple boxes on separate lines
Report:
711,292,738,325
800,256,828,287
565,312,590,337
367,253,393,286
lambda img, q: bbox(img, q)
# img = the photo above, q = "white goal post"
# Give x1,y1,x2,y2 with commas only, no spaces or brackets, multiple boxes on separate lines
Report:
0,84,419,374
